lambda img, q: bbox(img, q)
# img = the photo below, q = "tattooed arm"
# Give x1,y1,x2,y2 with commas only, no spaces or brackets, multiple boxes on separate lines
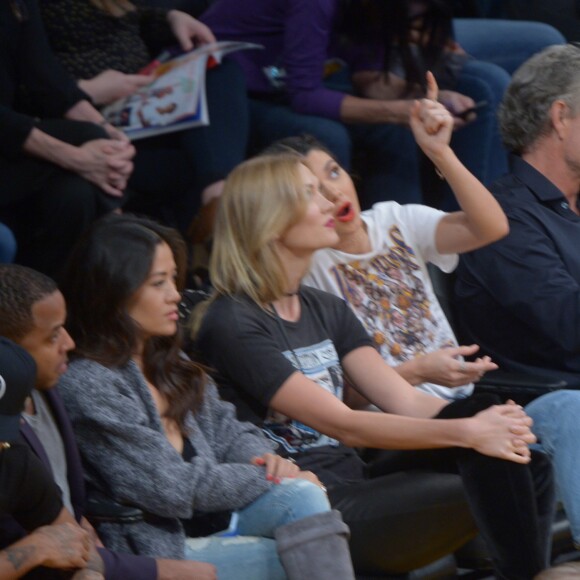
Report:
0,508,93,579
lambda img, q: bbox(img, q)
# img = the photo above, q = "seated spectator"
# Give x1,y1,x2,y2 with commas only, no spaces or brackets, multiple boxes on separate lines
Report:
0,337,97,580
39,0,250,234
455,43,580,547
272,72,505,401
456,43,580,386
0,0,134,278
200,0,562,207
57,215,354,580
193,147,554,577
0,264,217,580
0,224,16,264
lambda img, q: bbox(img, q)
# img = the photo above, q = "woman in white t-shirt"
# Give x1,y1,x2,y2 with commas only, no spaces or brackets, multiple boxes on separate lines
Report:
269,72,508,402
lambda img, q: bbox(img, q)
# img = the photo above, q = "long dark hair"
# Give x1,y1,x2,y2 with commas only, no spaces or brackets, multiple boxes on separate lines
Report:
337,0,453,93
62,214,205,431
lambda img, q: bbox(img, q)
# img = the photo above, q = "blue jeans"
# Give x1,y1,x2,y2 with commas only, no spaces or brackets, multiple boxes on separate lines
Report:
184,478,330,579
0,223,16,263
454,19,566,75
435,19,564,210
526,390,580,545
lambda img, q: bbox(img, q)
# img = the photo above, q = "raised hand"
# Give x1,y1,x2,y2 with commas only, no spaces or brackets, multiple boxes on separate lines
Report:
409,71,454,159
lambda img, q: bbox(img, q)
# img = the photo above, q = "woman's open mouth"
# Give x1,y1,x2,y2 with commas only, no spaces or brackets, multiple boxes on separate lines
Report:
336,201,355,223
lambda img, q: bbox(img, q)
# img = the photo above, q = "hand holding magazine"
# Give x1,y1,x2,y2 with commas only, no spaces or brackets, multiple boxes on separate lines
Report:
102,41,261,140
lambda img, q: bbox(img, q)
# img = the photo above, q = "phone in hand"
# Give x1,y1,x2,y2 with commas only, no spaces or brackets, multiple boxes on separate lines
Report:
455,100,489,120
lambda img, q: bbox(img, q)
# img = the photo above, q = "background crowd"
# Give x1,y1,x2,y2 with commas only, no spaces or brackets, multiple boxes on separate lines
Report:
2,0,580,578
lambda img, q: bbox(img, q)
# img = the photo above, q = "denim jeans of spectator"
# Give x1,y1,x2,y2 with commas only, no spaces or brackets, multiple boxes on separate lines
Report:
454,19,566,75
430,19,563,210
0,223,16,263
184,478,330,579
526,390,580,547
436,58,510,211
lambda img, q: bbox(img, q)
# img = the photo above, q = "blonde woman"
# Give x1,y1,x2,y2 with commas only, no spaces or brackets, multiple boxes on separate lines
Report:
195,104,555,577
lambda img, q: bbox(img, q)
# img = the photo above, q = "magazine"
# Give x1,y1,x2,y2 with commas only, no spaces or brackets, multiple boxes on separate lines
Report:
101,41,261,140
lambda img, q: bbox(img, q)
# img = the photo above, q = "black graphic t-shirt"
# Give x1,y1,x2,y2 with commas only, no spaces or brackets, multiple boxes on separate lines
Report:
197,286,372,454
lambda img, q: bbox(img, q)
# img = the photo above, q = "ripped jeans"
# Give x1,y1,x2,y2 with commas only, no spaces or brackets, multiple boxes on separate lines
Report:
184,478,330,579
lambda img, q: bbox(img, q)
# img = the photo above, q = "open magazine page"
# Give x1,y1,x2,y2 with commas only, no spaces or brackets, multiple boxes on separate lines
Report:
101,41,261,141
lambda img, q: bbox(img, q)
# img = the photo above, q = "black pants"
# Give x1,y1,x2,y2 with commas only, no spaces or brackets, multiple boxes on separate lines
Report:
0,119,123,278
328,394,555,578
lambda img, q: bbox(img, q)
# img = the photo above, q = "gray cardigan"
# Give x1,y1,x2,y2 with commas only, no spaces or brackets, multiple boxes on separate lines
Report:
58,358,275,559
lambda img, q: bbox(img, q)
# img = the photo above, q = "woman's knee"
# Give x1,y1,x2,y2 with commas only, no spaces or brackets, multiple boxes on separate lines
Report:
527,390,580,442
277,478,332,519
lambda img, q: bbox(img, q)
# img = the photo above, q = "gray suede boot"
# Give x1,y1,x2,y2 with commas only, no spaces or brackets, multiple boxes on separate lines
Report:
275,509,355,579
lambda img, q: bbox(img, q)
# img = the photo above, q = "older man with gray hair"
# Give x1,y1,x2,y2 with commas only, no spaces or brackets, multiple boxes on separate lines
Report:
455,43,580,548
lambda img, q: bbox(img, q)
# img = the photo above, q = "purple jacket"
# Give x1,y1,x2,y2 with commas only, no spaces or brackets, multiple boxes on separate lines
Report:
0,389,157,580
201,0,379,119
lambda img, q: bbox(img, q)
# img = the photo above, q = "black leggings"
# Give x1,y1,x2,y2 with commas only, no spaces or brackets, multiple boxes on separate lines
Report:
327,394,555,578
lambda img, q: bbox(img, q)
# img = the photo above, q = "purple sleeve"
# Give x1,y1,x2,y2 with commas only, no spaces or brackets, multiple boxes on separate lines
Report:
98,547,157,580
281,0,345,118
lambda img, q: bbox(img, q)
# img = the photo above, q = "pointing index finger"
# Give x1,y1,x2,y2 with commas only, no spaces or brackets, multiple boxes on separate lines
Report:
425,71,439,101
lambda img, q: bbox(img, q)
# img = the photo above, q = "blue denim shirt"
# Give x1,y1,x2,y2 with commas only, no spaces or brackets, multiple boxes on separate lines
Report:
455,155,580,386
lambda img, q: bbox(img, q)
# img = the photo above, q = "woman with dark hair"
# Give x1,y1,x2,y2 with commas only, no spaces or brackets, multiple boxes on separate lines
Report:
194,93,555,577
57,214,355,580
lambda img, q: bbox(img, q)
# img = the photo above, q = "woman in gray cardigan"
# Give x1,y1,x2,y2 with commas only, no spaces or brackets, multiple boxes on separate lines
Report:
58,214,354,580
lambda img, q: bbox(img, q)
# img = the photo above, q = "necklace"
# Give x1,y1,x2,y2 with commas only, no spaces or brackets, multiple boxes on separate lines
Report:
284,290,300,297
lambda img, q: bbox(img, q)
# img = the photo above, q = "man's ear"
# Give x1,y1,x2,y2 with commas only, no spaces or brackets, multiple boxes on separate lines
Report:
550,100,571,140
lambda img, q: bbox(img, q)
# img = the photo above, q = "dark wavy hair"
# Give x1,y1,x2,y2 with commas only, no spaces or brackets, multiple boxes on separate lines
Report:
61,214,205,430
337,0,453,93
